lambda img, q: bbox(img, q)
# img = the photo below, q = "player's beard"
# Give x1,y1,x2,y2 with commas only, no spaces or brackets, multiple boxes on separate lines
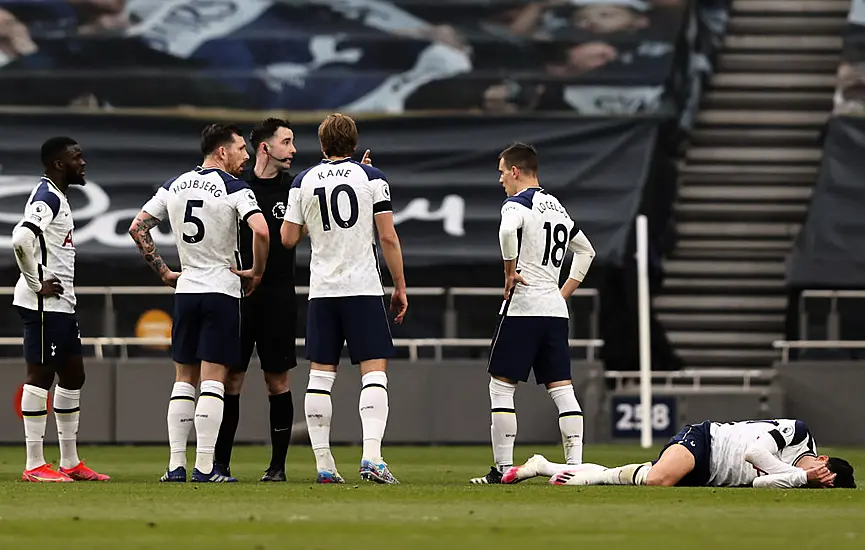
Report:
67,168,86,187
229,158,245,177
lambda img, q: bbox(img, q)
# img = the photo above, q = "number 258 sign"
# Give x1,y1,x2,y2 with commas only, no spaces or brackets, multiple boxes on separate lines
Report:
611,396,677,439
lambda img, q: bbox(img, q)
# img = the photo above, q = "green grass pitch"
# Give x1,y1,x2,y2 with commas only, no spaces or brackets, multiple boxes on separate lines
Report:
0,445,863,550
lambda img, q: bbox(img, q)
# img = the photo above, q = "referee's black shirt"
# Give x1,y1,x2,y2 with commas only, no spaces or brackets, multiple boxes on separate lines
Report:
239,168,296,289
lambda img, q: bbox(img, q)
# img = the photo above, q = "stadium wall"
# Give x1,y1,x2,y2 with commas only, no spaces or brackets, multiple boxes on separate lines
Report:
0,359,799,445
775,361,865,446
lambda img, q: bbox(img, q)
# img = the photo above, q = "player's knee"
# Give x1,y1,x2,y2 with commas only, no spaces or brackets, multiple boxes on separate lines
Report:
359,358,387,374
174,363,200,385
225,371,245,394
25,371,54,390
645,470,680,487
264,371,289,395
57,369,85,390
491,375,518,388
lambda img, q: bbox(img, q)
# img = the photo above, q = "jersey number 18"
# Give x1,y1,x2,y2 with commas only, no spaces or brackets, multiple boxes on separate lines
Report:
542,222,568,268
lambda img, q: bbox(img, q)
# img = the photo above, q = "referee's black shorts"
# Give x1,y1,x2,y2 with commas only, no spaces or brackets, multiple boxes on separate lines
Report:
236,286,297,374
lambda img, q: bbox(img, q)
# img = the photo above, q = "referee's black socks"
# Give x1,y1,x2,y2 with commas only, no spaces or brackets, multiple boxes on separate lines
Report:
214,393,241,470
269,391,293,470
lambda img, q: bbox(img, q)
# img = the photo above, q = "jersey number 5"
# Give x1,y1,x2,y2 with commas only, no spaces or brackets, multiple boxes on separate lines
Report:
542,222,568,268
183,199,205,244
314,185,359,231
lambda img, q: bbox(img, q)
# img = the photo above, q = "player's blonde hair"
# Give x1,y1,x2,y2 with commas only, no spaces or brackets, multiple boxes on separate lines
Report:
319,113,358,158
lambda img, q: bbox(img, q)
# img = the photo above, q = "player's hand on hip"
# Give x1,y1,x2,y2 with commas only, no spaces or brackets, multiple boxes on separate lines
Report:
161,270,181,289
503,272,528,299
231,268,262,296
390,287,408,324
37,278,63,298
805,464,836,487
361,149,373,166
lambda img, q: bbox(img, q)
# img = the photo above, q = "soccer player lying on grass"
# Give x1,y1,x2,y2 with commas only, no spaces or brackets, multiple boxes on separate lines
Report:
502,419,856,489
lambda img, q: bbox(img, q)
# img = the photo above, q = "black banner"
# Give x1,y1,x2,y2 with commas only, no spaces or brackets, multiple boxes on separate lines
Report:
0,0,687,115
788,116,865,288
0,112,658,270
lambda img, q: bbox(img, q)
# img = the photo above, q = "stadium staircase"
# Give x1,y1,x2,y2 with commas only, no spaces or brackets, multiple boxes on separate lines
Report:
657,0,846,368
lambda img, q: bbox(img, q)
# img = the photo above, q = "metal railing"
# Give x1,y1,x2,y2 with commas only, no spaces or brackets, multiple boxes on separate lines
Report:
0,336,604,362
780,290,865,362
0,285,600,341
773,340,865,363
605,368,775,391
798,290,865,341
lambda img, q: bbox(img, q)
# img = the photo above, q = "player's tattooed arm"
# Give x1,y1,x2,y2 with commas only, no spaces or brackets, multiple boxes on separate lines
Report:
129,211,180,288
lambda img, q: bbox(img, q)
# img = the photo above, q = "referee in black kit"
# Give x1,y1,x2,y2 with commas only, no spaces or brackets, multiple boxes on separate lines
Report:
214,118,298,482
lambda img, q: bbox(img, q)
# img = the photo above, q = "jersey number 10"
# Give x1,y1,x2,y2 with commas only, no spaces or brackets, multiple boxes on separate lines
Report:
314,185,359,231
542,222,568,268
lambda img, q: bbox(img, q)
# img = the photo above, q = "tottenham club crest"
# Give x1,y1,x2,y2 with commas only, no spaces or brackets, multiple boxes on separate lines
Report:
273,201,287,219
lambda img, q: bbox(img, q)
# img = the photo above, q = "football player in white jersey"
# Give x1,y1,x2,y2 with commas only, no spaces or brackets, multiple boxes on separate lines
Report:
129,124,270,483
281,113,407,485
470,143,596,485
505,418,855,489
10,137,110,483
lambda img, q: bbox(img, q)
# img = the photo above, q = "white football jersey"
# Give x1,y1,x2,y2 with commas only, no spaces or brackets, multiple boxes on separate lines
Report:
709,419,818,487
500,188,593,318
13,178,77,314
285,158,392,299
142,166,261,298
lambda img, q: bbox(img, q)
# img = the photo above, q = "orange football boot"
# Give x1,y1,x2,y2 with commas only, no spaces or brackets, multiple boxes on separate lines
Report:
59,461,110,481
22,463,74,482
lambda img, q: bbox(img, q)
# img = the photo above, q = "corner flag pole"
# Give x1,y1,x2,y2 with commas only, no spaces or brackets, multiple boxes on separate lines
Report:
636,215,653,449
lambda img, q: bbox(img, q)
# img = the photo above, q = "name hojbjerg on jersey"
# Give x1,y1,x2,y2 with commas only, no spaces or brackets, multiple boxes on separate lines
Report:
171,178,224,197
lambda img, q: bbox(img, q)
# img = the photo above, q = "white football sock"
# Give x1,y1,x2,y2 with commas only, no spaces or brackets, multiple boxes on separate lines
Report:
489,378,517,472
600,462,653,485
54,386,81,469
21,384,48,471
193,380,225,474
537,460,606,477
306,370,337,473
359,371,389,463
167,382,196,470
548,385,584,465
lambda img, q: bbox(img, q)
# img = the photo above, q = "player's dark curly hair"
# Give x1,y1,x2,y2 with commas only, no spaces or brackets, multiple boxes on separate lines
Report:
249,118,291,152
827,457,856,488
200,123,242,156
41,136,78,168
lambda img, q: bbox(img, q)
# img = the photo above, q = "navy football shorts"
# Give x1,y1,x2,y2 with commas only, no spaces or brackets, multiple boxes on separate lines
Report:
487,315,572,385
17,307,82,366
657,420,713,486
305,296,394,365
172,293,241,366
